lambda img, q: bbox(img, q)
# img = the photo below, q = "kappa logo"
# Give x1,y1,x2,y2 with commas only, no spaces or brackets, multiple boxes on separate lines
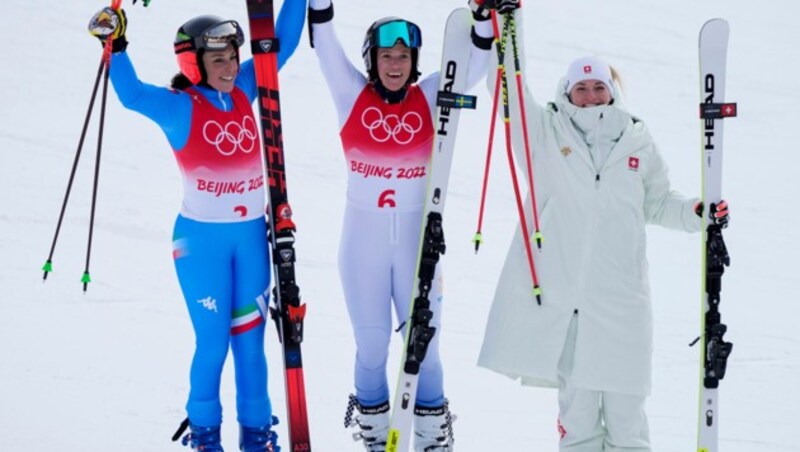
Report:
628,156,640,171
197,296,218,313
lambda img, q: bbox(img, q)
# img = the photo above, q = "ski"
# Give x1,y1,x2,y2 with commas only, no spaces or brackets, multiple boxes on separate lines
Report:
696,18,735,452
386,8,477,452
245,1,311,450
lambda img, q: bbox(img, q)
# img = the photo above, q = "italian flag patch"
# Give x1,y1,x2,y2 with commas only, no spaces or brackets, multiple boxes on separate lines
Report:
231,303,264,335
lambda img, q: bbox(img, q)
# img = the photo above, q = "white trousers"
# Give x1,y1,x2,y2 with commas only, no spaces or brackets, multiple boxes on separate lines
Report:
339,205,444,407
558,314,651,452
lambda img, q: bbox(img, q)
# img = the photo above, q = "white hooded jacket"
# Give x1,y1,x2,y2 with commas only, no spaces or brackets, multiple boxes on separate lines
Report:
477,11,700,396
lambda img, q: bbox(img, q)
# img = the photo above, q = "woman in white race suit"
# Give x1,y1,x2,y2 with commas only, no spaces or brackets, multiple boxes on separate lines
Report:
477,8,729,452
307,0,499,450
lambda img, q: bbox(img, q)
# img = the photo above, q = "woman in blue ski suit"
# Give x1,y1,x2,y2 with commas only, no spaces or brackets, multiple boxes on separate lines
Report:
88,3,305,451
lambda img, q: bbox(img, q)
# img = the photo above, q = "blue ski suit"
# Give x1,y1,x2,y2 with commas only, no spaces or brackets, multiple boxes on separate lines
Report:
106,1,305,429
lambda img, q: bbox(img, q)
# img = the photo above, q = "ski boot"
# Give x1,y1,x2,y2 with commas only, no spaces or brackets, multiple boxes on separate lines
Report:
181,422,224,451
239,416,281,452
344,394,390,451
413,399,455,451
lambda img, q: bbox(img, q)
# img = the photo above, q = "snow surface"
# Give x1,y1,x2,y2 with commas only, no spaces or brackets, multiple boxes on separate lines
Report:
2,0,798,450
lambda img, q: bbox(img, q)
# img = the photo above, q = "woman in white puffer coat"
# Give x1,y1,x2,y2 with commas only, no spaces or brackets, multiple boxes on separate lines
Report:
477,9,728,452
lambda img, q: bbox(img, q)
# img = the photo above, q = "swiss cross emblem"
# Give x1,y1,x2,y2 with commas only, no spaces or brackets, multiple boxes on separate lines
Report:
583,65,592,74
723,103,737,116
628,156,640,171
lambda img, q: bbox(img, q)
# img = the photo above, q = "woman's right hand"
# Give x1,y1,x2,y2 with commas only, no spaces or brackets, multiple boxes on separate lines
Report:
472,0,521,14
88,7,128,53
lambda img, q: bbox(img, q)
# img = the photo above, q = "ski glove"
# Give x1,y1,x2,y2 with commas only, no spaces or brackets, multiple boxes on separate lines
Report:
470,0,522,19
695,200,730,228
88,7,128,53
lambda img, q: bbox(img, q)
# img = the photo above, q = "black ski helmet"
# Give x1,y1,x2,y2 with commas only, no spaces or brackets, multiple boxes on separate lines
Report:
362,17,422,84
174,15,245,85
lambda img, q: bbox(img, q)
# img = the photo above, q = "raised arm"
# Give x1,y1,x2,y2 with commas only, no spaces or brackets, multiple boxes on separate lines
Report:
485,7,548,161
417,3,495,112
465,4,494,90
89,7,192,149
308,0,369,128
109,51,193,150
238,0,307,102
275,0,307,69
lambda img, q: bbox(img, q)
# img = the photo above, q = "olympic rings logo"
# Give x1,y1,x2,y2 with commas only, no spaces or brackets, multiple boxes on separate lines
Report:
361,107,423,145
202,116,258,156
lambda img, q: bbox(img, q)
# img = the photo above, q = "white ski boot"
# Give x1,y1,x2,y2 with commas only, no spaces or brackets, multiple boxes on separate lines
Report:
344,394,390,452
413,400,455,451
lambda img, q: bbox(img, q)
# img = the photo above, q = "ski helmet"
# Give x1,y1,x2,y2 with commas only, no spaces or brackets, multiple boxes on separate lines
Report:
174,15,245,85
362,17,422,84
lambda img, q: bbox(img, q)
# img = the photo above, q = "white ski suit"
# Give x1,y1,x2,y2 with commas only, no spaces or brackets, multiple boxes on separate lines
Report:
477,9,700,451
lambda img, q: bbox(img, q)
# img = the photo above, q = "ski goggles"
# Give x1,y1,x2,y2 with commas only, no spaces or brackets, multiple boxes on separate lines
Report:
372,20,422,49
176,20,245,53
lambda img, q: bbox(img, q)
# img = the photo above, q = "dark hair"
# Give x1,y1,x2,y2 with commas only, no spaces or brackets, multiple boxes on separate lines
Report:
170,73,194,91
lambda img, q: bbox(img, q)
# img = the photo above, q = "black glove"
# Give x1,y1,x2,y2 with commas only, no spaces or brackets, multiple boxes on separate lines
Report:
695,200,730,228
88,7,128,53
487,0,522,13
469,0,521,21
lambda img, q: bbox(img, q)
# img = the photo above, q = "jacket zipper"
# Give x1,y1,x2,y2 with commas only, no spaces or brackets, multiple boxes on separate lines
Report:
218,91,228,111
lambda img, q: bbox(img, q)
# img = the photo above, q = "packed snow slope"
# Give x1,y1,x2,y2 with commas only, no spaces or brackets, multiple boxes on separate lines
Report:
1,0,797,450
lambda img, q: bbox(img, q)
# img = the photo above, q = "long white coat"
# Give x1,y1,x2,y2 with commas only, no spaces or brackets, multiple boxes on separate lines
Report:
477,12,700,396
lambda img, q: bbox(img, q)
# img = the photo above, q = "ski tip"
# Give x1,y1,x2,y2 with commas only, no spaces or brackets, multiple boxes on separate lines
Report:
701,18,730,35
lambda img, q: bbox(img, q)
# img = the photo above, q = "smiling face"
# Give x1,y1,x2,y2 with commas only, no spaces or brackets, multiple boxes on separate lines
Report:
376,44,413,92
201,44,239,92
568,79,612,107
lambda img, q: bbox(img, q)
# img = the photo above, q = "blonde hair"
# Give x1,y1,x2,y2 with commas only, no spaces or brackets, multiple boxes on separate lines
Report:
610,65,626,100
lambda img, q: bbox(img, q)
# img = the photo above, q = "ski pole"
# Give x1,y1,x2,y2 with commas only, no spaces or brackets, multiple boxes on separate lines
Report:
82,0,123,290
81,39,114,291
42,56,108,281
44,0,122,287
472,10,505,254
495,12,541,303
508,12,543,249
